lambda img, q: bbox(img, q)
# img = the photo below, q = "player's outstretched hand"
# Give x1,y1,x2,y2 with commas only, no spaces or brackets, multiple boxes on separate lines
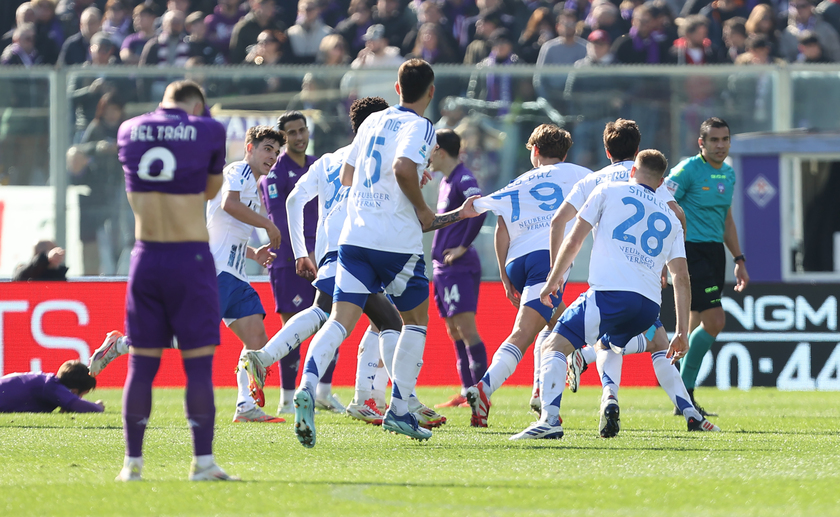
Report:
539,281,559,308
266,222,282,249
95,400,105,410
666,332,688,365
420,170,433,188
296,256,317,280
459,195,481,219
734,262,749,292
443,246,467,266
255,245,276,268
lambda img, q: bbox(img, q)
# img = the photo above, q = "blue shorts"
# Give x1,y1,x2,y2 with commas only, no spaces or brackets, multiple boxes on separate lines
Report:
313,251,339,298
218,272,265,326
505,249,563,324
334,244,428,312
554,290,660,350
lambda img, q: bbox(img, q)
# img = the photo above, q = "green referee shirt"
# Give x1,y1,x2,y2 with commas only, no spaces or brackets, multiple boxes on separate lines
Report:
664,154,735,243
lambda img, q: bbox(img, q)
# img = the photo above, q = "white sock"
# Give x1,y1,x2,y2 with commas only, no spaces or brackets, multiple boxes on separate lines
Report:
300,320,346,392
622,334,647,355
281,389,294,406
262,307,327,364
235,349,255,413
481,343,522,397
533,330,550,393
651,350,701,421
379,329,399,380
116,336,130,355
316,382,331,400
354,328,380,403
539,351,567,422
390,325,426,416
373,366,388,393
194,454,214,469
596,346,622,402
580,344,597,365
124,455,143,468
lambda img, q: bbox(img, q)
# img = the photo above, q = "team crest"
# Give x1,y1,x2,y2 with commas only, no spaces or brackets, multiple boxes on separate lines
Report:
293,295,303,307
268,184,278,199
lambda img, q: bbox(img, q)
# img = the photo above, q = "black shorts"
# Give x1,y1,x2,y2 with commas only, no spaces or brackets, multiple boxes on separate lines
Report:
685,241,725,313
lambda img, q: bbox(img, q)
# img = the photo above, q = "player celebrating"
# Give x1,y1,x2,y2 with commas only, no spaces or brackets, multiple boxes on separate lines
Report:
262,111,342,415
290,59,479,447
116,80,234,480
428,129,488,409
465,124,591,428
513,150,690,441
206,124,286,423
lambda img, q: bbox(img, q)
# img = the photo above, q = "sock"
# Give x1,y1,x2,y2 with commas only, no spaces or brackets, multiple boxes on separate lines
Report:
115,336,130,355
466,341,488,386
479,343,523,397
194,454,215,469
533,330,550,393
316,382,332,401
263,307,327,364
281,389,294,407
183,355,215,457
681,327,716,389
122,354,160,458
235,349,254,413
373,366,388,392
539,351,567,422
581,345,597,365
379,329,399,380
354,329,380,403
596,347,622,403
279,348,300,391
320,349,339,385
390,325,426,416
652,351,701,420
453,340,472,390
300,320,347,392
622,334,647,355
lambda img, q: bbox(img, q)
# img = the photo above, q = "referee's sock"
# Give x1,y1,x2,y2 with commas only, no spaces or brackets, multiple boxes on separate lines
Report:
680,327,716,389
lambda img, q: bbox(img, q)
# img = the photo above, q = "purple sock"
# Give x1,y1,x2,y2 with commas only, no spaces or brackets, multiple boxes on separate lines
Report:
467,342,488,385
279,347,300,390
453,340,472,389
320,349,340,384
183,355,215,457
122,354,161,458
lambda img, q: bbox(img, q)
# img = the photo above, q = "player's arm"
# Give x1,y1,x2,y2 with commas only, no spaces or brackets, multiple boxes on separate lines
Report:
724,207,749,292
245,245,275,268
221,190,282,248
667,200,687,235
541,216,592,307
549,201,577,264
286,172,319,280
494,216,520,308
394,156,437,229
205,174,224,200
666,256,691,364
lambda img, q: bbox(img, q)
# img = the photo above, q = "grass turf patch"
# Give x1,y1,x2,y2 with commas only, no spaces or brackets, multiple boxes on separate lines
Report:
0,387,837,516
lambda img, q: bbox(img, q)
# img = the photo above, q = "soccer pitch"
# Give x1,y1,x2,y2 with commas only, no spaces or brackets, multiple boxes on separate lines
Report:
0,387,837,517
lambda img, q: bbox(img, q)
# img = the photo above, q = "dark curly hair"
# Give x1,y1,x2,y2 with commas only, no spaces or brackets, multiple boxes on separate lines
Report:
526,124,572,160
246,125,285,148
349,96,389,134
603,118,641,162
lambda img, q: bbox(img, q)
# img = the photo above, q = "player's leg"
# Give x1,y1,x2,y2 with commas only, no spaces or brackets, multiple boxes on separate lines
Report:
437,317,472,407
228,313,286,422
118,346,163,481
88,330,129,377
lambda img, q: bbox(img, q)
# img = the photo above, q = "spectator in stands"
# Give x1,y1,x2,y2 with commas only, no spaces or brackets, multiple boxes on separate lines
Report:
229,0,286,64
669,14,718,63
469,28,522,113
783,0,840,61
317,33,351,65
401,0,459,58
583,2,628,44
140,10,190,67
12,240,68,281
612,4,669,63
287,0,333,64
66,145,105,274
186,11,224,65
102,0,131,47
336,0,374,57
58,5,100,65
56,0,95,41
120,4,157,65
745,3,789,59
517,6,557,64
537,10,588,66
350,23,403,67
372,0,415,49
205,0,245,62
33,0,63,64
87,31,118,65
817,0,840,39
0,23,42,66
463,11,501,64
646,0,678,48
798,30,831,61
736,32,784,64
700,0,750,52
719,16,747,62
460,0,514,51
0,360,102,413
406,22,460,63
1,3,36,57
236,29,288,103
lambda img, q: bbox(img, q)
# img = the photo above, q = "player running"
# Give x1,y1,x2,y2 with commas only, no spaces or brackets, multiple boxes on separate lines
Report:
465,124,591,428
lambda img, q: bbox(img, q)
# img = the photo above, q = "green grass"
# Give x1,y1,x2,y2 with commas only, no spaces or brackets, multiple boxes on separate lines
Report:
1,387,838,517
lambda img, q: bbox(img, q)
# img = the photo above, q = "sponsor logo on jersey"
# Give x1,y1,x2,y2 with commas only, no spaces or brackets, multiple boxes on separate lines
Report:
268,183,278,199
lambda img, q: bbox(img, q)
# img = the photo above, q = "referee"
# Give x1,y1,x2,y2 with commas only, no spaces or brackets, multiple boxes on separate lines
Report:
664,117,749,416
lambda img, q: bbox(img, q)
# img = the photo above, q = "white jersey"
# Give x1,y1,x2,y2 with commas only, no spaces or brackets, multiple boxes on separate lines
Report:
340,105,436,255
579,181,685,304
287,145,351,265
206,161,261,281
565,160,675,212
474,162,591,264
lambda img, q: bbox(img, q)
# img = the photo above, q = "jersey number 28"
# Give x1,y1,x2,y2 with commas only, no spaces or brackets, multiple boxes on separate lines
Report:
612,197,672,257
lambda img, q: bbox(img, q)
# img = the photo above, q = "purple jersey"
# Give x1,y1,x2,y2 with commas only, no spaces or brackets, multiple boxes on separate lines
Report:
118,107,226,194
432,164,485,273
0,373,103,413
204,6,243,58
261,152,318,268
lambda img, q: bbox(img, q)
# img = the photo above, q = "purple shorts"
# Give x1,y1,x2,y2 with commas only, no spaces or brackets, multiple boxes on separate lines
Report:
269,266,316,314
433,268,481,319
125,241,220,350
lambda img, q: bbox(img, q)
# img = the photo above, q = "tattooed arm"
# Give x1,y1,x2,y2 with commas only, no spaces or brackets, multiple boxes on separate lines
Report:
422,195,481,232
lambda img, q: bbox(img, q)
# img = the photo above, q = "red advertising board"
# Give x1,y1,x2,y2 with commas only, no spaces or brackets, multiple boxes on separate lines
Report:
0,281,658,387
